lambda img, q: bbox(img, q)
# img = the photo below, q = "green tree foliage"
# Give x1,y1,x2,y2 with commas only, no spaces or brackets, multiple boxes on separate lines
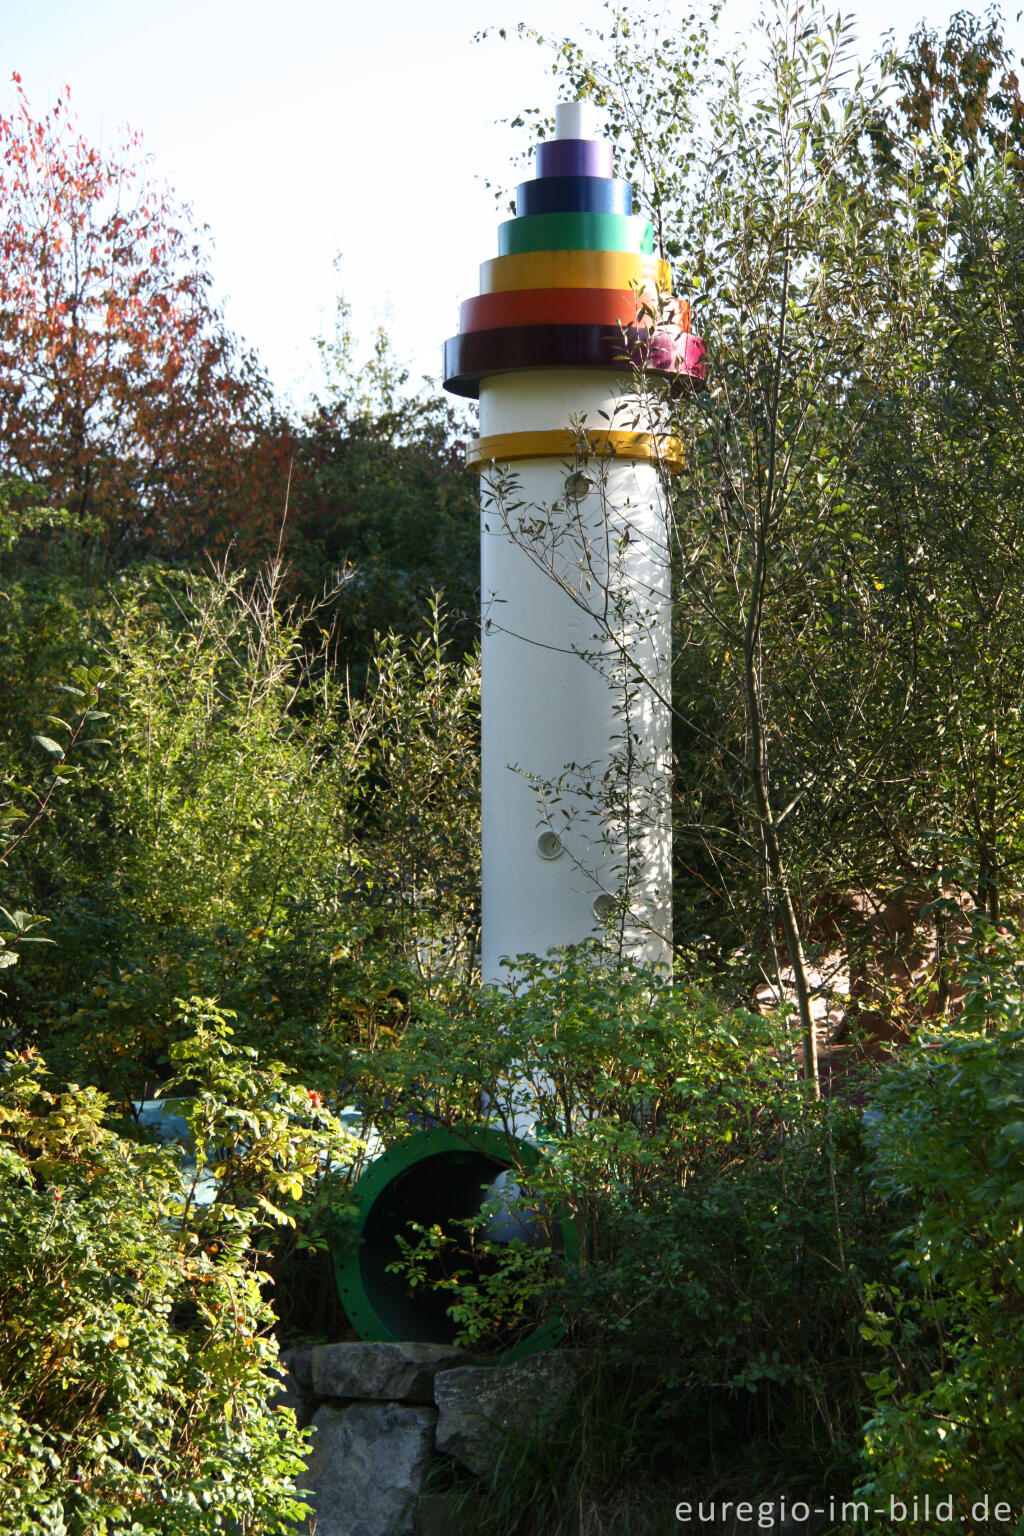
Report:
0,482,108,767
4,549,479,1101
286,292,479,670
505,1,1024,1061
346,619,481,984
858,925,1024,1515
0,998,361,1534
0,491,112,987
846,15,1024,925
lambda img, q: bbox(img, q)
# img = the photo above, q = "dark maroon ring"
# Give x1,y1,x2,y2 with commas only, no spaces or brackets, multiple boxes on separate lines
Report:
442,323,707,399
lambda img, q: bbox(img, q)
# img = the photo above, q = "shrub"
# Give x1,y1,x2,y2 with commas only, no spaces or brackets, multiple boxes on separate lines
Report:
15,561,479,1101
0,1001,359,1535
369,950,890,1500
857,922,1024,1519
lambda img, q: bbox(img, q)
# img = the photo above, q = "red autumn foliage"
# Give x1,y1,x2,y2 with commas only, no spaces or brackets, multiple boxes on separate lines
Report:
0,77,287,558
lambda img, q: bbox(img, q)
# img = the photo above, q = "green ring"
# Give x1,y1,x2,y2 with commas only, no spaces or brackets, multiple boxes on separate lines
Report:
332,1124,578,1362
497,212,654,258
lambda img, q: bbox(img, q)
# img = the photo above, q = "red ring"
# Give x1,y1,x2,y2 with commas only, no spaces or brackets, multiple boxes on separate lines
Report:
459,287,658,333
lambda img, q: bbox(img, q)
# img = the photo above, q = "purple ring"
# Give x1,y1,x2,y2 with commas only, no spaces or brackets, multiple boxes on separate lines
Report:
535,139,614,179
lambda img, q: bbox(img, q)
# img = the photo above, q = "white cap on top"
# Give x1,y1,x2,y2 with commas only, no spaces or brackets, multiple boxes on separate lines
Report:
555,100,598,141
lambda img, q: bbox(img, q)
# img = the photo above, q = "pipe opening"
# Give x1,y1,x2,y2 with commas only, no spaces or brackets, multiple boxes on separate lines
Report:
563,469,593,500
536,830,563,860
359,1149,512,1343
335,1128,575,1356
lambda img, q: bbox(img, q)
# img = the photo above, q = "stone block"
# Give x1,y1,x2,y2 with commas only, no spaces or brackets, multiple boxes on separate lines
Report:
434,1349,586,1478
313,1341,470,1404
282,1345,316,1394
275,1347,317,1428
300,1401,437,1536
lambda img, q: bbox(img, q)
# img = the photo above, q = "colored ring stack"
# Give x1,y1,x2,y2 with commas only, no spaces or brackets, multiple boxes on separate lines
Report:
443,109,706,475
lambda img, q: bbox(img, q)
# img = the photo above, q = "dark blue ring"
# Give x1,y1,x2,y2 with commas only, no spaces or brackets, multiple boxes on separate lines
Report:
516,175,632,217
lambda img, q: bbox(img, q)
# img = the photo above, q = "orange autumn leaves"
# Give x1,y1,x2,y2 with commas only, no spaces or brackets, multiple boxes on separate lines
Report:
0,77,286,558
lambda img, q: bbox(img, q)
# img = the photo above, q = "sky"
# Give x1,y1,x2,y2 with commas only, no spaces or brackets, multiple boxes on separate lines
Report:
5,0,1021,413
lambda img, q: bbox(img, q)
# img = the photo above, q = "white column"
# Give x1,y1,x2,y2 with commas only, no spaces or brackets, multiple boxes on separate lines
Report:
478,369,672,982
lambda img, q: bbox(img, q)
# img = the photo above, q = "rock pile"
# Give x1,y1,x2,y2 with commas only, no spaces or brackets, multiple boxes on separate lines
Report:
278,1340,585,1536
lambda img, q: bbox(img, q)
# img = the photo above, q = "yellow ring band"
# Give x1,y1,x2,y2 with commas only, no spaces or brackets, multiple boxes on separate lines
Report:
479,250,672,295
468,428,685,474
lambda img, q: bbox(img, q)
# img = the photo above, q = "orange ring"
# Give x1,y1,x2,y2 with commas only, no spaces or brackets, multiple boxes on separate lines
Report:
460,287,658,333
468,428,685,474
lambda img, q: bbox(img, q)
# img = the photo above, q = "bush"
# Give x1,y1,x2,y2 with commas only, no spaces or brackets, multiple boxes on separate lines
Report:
368,950,890,1506
857,923,1024,1519
11,559,479,1102
0,1001,360,1535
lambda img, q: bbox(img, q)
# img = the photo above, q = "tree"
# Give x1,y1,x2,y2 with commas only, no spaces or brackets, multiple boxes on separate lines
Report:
288,288,480,672
858,926,1024,1506
0,77,279,557
498,1,1024,1081
884,7,1024,174
0,1005,358,1535
851,11,1024,926
502,1,934,1084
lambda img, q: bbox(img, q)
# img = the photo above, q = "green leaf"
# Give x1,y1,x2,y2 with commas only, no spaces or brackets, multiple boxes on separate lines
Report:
32,735,65,760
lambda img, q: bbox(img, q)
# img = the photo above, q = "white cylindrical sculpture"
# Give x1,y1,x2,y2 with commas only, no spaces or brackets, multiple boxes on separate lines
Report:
443,103,706,985
478,371,673,976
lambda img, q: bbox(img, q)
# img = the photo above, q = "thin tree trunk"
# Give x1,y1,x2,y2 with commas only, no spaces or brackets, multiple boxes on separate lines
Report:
743,611,820,1093
742,225,820,1095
